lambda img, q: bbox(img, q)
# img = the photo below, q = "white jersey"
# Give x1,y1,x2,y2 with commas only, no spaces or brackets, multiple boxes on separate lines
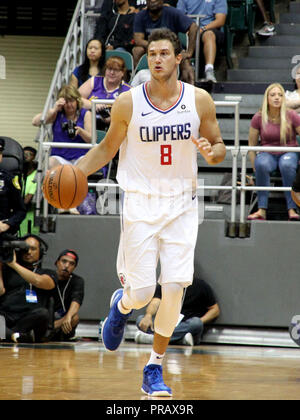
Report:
117,81,201,196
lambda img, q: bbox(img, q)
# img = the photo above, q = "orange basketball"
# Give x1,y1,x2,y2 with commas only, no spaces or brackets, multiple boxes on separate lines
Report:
43,165,88,209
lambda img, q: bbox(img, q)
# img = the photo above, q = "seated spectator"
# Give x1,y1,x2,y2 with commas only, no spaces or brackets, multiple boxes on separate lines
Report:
0,235,55,343
94,0,136,54
177,0,227,83
286,64,300,114
0,138,26,294
135,277,220,346
19,146,39,237
70,39,105,89
255,0,275,37
79,56,131,130
132,0,198,84
47,249,84,342
247,83,300,221
32,85,92,214
100,0,145,13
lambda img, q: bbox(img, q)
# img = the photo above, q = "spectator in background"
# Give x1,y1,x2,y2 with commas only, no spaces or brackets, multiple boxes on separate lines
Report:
79,56,131,130
135,277,220,346
48,249,84,342
100,0,178,14
94,0,136,54
255,0,275,37
286,64,300,114
0,235,55,343
0,138,26,292
19,146,39,237
247,83,300,221
132,0,198,84
32,85,92,214
177,0,227,83
70,39,105,89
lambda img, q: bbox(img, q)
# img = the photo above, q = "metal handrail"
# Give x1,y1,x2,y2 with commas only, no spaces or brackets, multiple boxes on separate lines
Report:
39,100,241,225
35,0,86,222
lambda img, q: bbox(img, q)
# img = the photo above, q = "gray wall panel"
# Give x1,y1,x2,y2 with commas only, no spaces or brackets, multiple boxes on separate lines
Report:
41,216,300,328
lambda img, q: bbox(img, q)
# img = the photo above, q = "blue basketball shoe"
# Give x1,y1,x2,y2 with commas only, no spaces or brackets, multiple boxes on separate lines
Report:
101,288,132,351
141,364,172,397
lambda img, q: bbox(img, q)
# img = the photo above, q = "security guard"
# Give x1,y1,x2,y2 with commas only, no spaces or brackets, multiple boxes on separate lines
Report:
0,138,26,237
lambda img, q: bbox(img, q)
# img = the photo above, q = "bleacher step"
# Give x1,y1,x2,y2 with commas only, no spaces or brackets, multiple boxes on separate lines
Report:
280,12,300,23
248,45,300,58
238,57,292,69
263,35,300,46
227,69,292,83
276,23,300,35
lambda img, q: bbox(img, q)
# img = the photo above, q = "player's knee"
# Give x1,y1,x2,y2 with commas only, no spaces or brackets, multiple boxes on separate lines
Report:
129,285,156,310
161,282,184,302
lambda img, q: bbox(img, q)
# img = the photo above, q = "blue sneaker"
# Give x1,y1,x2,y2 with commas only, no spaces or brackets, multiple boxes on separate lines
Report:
141,364,172,397
101,288,132,351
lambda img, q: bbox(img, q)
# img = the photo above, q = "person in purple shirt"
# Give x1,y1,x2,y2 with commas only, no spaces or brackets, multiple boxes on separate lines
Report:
247,83,300,221
79,56,131,130
133,0,198,84
32,85,92,214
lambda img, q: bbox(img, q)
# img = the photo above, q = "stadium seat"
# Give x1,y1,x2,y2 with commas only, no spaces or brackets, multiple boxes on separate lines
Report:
224,0,256,68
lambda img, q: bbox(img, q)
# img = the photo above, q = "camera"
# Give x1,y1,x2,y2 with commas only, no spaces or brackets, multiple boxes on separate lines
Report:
0,234,30,263
61,120,76,139
97,107,111,120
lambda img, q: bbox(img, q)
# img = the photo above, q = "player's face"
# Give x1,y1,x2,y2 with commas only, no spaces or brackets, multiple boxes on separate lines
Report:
147,40,180,80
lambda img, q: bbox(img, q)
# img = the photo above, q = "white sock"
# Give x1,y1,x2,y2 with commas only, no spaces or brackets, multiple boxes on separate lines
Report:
205,64,214,72
147,350,165,366
12,333,20,343
117,299,131,315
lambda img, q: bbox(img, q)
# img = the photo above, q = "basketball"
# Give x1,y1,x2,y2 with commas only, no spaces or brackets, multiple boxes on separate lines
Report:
43,165,88,209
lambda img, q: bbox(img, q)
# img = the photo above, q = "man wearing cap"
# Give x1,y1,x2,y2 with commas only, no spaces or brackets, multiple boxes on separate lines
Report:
49,249,84,341
0,138,26,295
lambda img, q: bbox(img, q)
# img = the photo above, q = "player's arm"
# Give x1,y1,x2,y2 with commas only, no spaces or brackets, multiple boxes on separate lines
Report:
77,91,132,177
192,88,226,165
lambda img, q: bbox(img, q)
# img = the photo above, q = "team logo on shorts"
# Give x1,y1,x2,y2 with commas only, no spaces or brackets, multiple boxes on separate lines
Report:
119,273,126,286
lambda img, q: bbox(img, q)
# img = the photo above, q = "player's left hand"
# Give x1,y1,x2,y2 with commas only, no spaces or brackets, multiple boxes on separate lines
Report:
191,135,214,161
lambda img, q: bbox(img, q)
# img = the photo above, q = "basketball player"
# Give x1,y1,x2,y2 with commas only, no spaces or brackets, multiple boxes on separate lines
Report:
77,28,226,397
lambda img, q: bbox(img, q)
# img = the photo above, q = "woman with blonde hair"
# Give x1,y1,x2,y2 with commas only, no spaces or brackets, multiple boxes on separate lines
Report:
248,83,300,221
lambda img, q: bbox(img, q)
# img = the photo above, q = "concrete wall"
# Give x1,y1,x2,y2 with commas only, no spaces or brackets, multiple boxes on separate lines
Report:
41,216,300,328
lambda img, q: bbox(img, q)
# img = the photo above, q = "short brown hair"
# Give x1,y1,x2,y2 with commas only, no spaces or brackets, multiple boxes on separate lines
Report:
147,28,182,57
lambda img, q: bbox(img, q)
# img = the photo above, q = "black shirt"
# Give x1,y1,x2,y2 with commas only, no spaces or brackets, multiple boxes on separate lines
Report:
154,277,217,321
49,271,85,313
0,169,26,234
0,265,55,314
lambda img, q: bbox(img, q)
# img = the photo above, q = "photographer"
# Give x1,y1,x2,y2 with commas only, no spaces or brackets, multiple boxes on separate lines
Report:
0,235,55,343
32,85,92,214
0,138,26,295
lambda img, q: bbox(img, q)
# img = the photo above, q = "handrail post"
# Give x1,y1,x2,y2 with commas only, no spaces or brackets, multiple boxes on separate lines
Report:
239,150,248,237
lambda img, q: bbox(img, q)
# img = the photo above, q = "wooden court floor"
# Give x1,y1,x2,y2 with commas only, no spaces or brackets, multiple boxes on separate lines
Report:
1,340,300,400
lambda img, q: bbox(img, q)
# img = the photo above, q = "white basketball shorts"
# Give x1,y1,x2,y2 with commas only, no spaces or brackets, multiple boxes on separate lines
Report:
117,191,198,291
